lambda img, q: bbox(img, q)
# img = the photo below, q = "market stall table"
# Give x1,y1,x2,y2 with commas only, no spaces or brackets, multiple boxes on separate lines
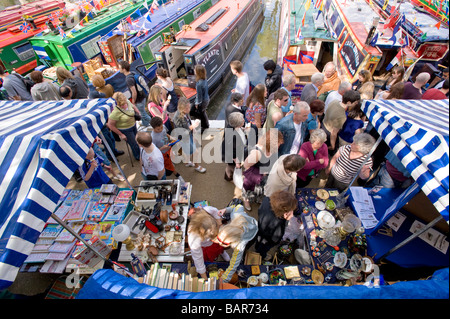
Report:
296,188,374,284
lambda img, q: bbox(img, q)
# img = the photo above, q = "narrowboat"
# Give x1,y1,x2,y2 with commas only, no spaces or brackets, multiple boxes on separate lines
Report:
278,0,384,93
153,0,264,101
368,0,449,68
0,0,66,74
97,0,214,80
28,0,156,70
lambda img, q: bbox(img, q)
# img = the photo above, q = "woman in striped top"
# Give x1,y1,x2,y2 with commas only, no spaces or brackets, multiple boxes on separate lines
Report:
325,133,375,192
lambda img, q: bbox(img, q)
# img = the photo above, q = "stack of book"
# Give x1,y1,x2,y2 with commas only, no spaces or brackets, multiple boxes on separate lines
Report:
23,186,134,274
144,263,218,292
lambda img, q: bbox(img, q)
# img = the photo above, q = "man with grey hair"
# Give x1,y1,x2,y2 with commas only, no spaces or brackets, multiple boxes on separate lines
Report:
324,81,352,112
301,72,325,105
275,101,310,155
222,112,248,181
317,62,341,96
280,72,296,115
402,72,431,99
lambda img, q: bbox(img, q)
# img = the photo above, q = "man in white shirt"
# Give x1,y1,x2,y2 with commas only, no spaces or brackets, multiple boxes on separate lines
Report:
136,131,165,180
230,60,250,102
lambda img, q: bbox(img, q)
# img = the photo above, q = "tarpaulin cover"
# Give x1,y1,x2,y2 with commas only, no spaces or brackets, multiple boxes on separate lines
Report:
76,268,449,299
362,99,449,222
0,98,114,290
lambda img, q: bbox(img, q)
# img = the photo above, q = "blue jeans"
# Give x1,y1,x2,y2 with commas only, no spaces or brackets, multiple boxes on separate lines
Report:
119,125,140,160
136,98,151,127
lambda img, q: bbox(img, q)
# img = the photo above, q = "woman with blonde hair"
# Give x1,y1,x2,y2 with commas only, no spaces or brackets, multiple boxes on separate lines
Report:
55,66,89,99
107,92,141,160
245,83,266,128
213,205,258,283
187,208,223,280
147,84,172,132
173,97,206,173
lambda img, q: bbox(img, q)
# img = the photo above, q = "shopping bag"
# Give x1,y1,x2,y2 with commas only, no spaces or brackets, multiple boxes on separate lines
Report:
233,167,244,189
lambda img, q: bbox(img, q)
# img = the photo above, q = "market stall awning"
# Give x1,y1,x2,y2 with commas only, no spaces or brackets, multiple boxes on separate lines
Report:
362,99,449,222
0,98,115,290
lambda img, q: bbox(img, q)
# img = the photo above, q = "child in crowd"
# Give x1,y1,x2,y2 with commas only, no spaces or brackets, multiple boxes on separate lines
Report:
135,131,165,180
338,102,366,146
78,147,114,188
91,137,125,182
150,116,185,183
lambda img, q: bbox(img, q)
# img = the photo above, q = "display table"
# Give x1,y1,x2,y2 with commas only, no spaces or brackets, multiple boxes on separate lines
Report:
116,181,191,264
347,187,449,268
296,188,374,284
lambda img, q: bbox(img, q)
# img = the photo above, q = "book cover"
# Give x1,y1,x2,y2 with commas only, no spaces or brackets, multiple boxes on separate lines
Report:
48,240,76,254
98,221,116,245
151,262,160,287
197,278,204,292
24,252,48,263
172,273,179,290
64,189,83,204
39,224,63,239
32,238,54,252
88,202,110,222
78,223,97,242
64,200,90,222
192,276,198,292
167,272,174,290
157,268,167,288
102,203,127,222
55,222,84,242
115,190,134,204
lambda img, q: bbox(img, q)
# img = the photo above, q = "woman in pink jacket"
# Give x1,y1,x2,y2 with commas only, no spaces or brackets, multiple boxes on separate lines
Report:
297,129,329,188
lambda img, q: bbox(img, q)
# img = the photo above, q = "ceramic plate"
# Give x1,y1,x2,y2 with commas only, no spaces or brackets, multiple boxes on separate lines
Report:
317,211,336,229
362,257,374,273
315,201,326,210
317,189,330,200
333,251,348,268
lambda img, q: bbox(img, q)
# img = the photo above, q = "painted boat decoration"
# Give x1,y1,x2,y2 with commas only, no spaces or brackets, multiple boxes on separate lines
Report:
154,0,264,101
0,0,65,74
368,0,449,66
97,0,214,80
28,0,157,70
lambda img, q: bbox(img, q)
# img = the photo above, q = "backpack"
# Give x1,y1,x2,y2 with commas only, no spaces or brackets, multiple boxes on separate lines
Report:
133,73,150,97
13,73,34,92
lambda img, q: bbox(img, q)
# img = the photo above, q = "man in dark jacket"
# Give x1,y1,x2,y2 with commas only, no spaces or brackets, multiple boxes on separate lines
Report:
254,190,298,260
264,59,283,97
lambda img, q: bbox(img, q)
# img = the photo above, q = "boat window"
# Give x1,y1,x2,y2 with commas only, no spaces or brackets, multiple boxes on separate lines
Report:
231,28,239,45
13,42,35,61
211,0,219,5
178,19,185,30
193,8,202,20
81,35,102,59
149,36,164,55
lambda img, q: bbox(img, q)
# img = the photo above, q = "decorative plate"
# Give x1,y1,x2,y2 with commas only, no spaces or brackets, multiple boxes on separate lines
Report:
315,201,326,210
333,251,348,268
317,189,330,200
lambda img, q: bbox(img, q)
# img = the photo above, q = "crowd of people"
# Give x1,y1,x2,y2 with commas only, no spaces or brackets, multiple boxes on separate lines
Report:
1,59,448,283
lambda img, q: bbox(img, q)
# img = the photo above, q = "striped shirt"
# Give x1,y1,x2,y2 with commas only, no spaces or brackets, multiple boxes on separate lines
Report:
331,145,373,184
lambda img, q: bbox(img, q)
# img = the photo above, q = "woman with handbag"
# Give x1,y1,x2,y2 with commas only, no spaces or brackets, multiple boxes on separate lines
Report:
156,68,179,119
241,129,283,211
173,97,206,173
107,92,142,161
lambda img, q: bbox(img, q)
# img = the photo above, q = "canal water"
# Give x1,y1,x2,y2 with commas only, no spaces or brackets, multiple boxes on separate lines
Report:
209,0,281,120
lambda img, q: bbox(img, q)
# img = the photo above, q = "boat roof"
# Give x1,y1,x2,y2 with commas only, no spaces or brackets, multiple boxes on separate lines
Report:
29,0,147,44
160,0,254,55
122,0,207,47
288,0,335,43
0,0,65,31
332,0,382,55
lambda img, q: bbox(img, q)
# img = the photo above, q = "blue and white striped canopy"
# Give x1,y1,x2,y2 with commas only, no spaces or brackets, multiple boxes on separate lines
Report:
362,99,449,221
0,98,115,290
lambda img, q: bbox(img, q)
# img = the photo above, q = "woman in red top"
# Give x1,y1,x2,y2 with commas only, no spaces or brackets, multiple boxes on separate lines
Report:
297,129,329,188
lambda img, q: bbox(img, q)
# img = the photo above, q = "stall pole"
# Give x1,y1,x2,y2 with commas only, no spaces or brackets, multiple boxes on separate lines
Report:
338,135,383,199
50,212,111,265
378,215,444,262
98,130,133,189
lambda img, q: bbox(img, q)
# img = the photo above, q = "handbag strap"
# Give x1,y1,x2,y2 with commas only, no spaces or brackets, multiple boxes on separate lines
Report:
115,104,134,117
